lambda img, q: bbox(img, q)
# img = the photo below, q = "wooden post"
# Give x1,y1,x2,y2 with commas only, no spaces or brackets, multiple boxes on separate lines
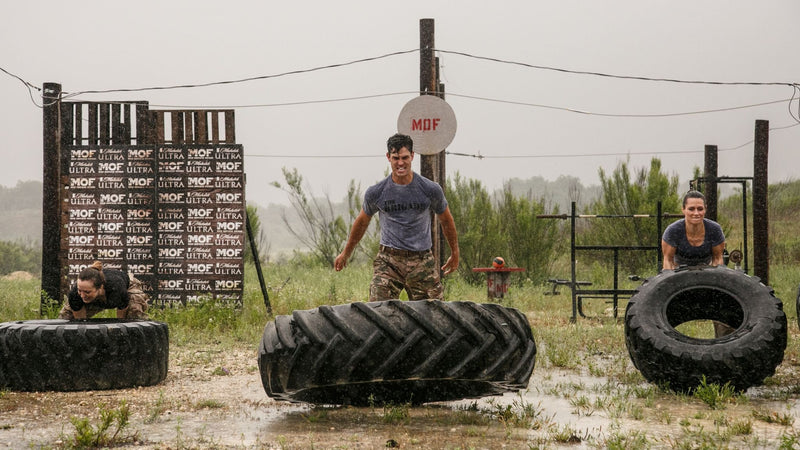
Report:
753,120,769,284
41,82,62,312
419,18,444,270
704,145,718,221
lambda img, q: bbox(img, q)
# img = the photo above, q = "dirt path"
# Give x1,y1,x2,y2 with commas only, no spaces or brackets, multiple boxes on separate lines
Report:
1,341,797,449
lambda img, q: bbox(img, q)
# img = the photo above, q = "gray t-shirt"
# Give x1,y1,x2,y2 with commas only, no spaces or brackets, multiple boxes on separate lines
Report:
662,218,725,266
363,172,447,252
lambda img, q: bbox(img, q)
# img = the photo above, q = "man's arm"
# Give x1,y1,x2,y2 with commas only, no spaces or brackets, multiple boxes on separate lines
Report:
437,206,460,275
334,210,372,271
662,240,676,270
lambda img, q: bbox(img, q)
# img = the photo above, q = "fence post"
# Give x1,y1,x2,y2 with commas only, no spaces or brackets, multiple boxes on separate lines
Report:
41,82,62,313
704,145,718,221
753,120,769,284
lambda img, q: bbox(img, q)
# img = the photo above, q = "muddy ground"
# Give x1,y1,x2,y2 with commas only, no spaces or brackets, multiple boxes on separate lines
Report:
1,340,798,449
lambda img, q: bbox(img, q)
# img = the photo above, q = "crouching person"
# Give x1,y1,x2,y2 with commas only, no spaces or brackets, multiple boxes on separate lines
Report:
58,261,150,320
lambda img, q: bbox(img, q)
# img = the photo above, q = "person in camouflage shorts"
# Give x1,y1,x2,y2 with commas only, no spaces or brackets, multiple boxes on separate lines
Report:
370,246,443,301
58,261,150,319
334,133,459,301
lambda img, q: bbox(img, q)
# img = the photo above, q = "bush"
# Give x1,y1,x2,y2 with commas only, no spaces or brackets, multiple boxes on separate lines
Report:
0,240,41,276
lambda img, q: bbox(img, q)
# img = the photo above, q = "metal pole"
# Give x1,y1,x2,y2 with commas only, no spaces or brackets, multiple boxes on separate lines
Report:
245,208,271,315
41,82,62,314
753,120,769,284
570,202,577,323
742,181,749,273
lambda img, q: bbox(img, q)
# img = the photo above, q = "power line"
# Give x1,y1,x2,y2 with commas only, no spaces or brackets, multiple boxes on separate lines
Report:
151,91,794,120
436,49,799,87
59,49,420,97
151,91,420,109
244,122,800,160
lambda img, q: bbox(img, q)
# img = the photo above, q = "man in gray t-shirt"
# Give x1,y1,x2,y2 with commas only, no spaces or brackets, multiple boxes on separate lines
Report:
334,133,460,301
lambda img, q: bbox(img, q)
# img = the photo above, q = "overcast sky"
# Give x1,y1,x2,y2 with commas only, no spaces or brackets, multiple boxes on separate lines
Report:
3,1,798,208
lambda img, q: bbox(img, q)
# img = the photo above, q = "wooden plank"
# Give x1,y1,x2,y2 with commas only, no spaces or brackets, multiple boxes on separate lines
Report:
196,111,208,144
75,103,83,145
171,111,184,144
224,110,235,143
211,111,220,143
88,103,98,146
99,103,110,145
111,103,122,144
184,110,194,143
123,103,132,143
136,103,149,144
155,110,165,144
61,102,74,147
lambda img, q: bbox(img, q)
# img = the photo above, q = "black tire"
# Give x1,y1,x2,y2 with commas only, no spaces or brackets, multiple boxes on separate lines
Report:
0,319,169,392
796,283,800,330
625,266,786,392
258,300,536,405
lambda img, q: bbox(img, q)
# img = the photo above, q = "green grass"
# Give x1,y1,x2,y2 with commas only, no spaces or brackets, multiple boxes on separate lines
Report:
3,260,800,448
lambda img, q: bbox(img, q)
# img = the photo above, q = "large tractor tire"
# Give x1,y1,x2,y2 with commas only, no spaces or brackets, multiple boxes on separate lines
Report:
258,300,536,405
0,319,169,391
625,266,786,392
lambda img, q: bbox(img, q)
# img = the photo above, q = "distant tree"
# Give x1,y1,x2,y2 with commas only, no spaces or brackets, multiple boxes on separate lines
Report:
446,173,502,283
271,168,349,267
584,157,680,274
0,240,41,275
495,186,560,284
244,205,270,264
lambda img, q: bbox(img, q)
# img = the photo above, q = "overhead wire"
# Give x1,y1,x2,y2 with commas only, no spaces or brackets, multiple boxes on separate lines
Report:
2,47,799,160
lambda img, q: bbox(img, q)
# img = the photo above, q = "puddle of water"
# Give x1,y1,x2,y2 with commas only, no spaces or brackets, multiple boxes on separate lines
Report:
2,367,798,448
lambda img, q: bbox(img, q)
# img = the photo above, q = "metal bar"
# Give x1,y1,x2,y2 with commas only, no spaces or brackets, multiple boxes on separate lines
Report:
613,248,619,318
576,245,659,251
570,201,577,322
574,289,637,295
743,181,749,273
246,208,271,315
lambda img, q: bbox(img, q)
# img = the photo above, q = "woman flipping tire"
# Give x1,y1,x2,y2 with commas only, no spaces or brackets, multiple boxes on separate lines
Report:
625,265,786,392
0,319,169,392
258,300,536,405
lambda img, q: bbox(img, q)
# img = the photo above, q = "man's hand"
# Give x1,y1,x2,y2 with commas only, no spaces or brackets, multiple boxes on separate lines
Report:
441,254,459,276
334,252,348,272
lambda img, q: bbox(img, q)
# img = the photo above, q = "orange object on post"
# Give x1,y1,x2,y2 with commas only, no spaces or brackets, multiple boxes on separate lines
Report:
472,267,526,299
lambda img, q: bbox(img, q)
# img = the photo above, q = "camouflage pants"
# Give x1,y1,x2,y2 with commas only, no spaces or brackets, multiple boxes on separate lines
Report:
369,247,443,302
58,274,150,320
